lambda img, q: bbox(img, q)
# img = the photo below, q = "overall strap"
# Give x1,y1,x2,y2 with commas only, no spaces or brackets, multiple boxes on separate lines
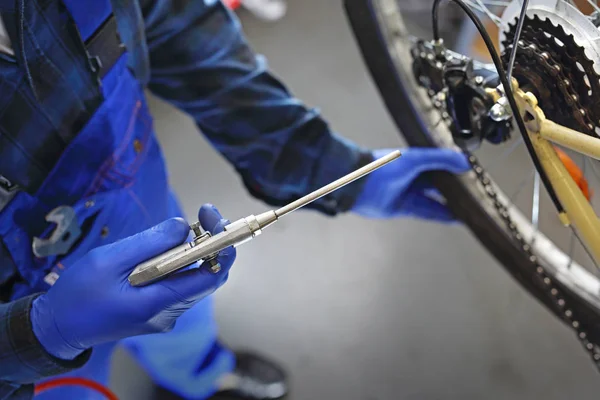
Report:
61,0,126,79
109,0,149,85
0,0,150,83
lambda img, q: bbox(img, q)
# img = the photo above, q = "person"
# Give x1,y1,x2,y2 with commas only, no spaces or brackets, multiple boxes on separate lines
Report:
0,0,470,399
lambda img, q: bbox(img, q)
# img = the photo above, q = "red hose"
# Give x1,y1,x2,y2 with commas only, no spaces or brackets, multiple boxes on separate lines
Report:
34,377,119,400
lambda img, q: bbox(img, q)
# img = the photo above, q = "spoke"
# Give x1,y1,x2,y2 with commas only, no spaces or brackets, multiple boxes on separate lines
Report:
585,156,590,175
481,0,512,5
532,171,540,240
507,0,531,82
570,226,600,270
510,169,535,202
475,0,506,26
487,137,524,171
587,0,600,13
589,159,600,182
572,154,587,269
580,156,600,271
463,0,486,13
464,0,505,27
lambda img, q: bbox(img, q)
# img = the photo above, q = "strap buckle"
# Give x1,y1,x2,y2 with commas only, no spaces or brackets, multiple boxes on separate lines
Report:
0,176,18,212
85,15,126,79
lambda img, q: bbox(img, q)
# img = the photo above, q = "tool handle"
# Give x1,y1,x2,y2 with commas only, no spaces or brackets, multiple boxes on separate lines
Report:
128,217,257,286
128,241,193,286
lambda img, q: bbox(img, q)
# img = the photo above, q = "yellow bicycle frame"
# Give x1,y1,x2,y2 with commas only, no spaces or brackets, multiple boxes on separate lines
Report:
510,82,600,263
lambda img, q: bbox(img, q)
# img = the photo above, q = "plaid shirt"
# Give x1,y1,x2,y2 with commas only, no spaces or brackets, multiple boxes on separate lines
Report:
0,295,91,399
0,0,370,397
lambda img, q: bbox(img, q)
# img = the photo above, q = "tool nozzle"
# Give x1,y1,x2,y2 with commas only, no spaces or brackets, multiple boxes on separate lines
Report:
239,151,401,240
255,210,278,231
273,150,401,218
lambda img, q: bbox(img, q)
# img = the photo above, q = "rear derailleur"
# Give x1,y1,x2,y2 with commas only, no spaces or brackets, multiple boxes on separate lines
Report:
411,40,511,150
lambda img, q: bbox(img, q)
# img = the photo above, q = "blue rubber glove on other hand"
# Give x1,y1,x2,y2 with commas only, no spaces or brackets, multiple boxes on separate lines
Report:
352,148,470,222
30,204,236,361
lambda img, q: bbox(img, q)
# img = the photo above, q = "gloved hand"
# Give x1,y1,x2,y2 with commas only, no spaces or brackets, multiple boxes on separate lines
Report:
30,204,236,361
352,148,470,222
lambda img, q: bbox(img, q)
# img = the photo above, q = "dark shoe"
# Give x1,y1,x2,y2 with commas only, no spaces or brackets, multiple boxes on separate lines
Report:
210,351,288,399
155,351,288,400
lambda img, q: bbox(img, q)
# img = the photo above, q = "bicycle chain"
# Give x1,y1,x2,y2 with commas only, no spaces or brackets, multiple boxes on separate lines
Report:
504,23,588,96
518,25,594,113
415,43,600,370
525,25,596,116
503,29,584,125
503,40,596,134
504,15,600,135
466,153,600,369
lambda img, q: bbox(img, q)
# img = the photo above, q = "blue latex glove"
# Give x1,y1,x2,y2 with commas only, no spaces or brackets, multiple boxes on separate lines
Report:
30,204,236,360
352,148,470,222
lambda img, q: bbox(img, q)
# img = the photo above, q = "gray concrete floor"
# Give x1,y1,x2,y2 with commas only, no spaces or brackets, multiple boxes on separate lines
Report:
112,1,600,399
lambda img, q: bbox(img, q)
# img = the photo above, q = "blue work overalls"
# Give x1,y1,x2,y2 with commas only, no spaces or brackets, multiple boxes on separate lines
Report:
0,1,233,398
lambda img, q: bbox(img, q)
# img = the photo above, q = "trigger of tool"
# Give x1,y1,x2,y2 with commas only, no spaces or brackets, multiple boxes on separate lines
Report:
190,222,221,273
32,206,82,258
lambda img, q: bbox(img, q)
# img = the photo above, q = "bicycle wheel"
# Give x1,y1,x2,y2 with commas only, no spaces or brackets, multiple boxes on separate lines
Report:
344,0,600,367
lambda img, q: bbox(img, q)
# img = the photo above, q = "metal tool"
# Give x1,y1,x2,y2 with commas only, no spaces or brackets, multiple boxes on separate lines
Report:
32,206,82,258
128,150,401,286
